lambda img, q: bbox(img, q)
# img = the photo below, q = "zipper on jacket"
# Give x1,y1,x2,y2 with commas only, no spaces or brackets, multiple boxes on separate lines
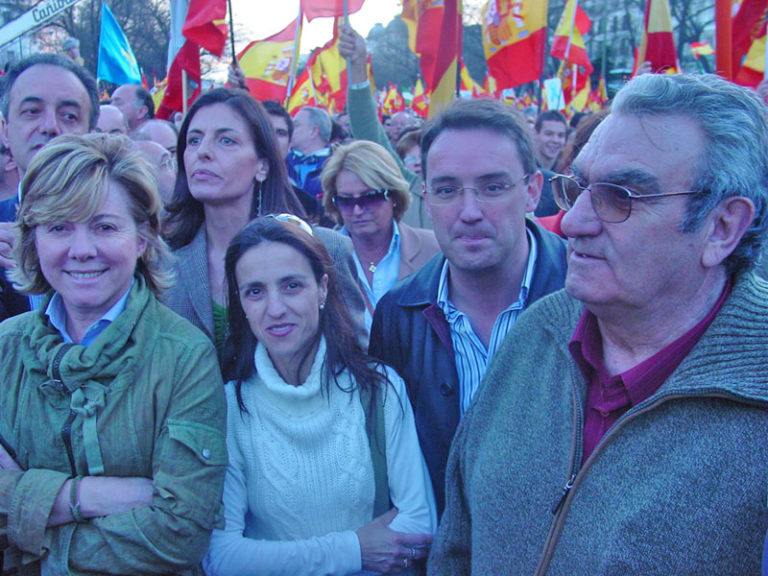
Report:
51,345,77,476
532,389,752,576
533,375,585,576
551,474,576,515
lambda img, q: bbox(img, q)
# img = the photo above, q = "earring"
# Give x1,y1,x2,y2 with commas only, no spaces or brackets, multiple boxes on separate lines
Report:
319,302,325,310
257,180,263,217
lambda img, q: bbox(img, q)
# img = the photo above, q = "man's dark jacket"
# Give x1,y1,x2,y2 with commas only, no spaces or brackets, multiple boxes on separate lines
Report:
369,220,568,516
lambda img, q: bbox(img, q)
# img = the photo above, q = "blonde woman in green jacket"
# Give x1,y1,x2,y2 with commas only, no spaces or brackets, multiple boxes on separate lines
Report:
0,134,227,575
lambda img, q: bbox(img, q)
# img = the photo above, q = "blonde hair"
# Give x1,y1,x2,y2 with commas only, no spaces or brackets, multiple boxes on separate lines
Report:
321,140,410,224
12,133,173,295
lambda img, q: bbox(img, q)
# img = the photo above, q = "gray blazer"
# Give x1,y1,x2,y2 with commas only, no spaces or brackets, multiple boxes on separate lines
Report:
164,225,368,347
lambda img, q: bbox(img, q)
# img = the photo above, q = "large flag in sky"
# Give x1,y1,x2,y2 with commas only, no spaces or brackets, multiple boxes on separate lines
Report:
416,0,462,118
182,0,228,56
301,0,365,21
732,0,768,86
97,3,141,85
238,19,299,103
482,0,548,89
401,0,419,53
307,19,348,114
158,0,226,117
550,0,593,73
637,0,680,73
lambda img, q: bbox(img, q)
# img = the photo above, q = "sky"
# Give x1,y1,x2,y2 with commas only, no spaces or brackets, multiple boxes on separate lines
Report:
231,1,485,54
231,2,401,54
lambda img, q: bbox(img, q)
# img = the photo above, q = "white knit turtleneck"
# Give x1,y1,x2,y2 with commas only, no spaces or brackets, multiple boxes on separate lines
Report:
204,338,436,576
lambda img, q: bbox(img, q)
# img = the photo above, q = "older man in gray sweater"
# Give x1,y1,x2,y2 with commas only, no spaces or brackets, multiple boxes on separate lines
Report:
430,73,768,575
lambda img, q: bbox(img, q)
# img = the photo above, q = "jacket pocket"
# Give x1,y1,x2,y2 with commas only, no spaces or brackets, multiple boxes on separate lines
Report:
167,419,227,467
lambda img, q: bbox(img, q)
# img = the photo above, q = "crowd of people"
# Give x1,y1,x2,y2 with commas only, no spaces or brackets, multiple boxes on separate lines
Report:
0,21,767,576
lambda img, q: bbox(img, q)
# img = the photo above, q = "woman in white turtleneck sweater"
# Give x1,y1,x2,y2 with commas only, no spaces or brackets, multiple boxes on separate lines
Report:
204,216,436,576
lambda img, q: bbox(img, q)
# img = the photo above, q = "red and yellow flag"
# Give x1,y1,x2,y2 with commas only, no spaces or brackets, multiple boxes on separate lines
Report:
587,74,607,111
550,0,593,73
482,0,548,89
157,40,201,119
238,19,299,104
287,68,318,115
182,0,228,57
412,77,429,118
401,0,419,54
736,34,767,85
558,61,590,114
416,0,462,118
732,0,768,86
158,0,227,118
382,84,406,116
306,19,348,114
637,0,680,73
301,0,365,21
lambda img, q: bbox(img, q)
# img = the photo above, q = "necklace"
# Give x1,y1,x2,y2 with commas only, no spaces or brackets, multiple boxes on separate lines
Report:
368,261,377,273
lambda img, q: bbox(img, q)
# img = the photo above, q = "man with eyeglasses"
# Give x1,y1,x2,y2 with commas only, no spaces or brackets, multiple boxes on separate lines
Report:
430,73,768,576
369,98,568,517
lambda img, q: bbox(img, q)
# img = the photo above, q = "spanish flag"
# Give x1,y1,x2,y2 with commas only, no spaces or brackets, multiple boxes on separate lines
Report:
482,0,547,89
181,0,228,57
238,19,299,104
287,68,318,115
401,0,419,54
412,77,429,118
732,0,768,86
382,84,406,116
637,0,680,73
306,19,348,114
417,0,462,118
550,0,593,73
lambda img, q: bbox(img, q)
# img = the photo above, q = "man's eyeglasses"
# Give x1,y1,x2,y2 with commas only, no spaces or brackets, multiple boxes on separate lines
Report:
425,175,529,205
549,174,703,224
332,189,390,212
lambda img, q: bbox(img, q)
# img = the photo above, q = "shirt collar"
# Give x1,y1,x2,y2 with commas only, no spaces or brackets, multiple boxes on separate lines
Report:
437,226,537,316
569,276,734,403
46,279,134,345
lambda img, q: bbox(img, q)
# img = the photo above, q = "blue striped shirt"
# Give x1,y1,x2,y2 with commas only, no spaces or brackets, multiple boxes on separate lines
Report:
437,228,538,416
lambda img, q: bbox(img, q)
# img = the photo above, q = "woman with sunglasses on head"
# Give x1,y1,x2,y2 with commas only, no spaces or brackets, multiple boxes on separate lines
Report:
204,216,436,576
321,141,439,330
163,89,366,359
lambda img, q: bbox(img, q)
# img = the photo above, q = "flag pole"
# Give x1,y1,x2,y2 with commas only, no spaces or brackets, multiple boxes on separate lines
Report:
286,4,303,103
182,68,189,114
227,0,236,61
343,0,352,74
715,0,732,80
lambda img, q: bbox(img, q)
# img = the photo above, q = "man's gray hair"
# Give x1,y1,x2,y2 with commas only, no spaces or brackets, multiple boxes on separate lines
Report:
612,73,768,275
300,106,332,144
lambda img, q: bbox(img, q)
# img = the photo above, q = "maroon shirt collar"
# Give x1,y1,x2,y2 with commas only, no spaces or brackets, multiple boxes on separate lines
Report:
570,277,733,462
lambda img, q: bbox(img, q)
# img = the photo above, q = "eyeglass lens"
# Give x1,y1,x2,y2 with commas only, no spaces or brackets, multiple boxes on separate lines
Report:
552,177,632,223
335,190,389,211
